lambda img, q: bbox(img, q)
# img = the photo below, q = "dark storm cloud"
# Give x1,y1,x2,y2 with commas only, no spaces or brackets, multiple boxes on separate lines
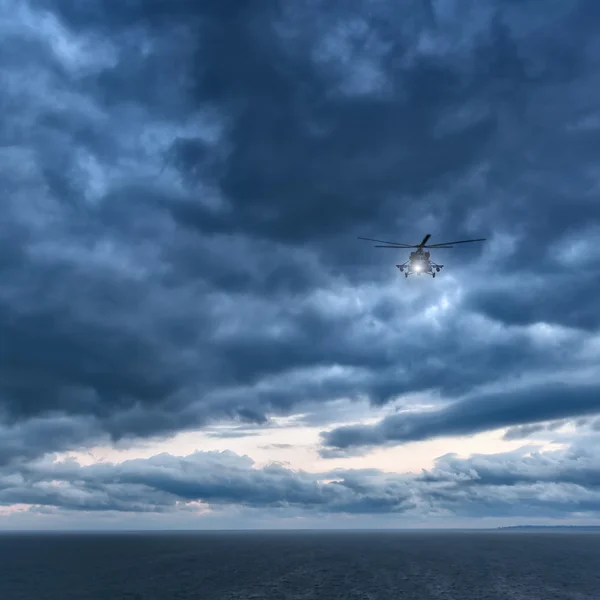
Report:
1,0,600,471
503,420,569,441
466,274,600,330
322,382,600,450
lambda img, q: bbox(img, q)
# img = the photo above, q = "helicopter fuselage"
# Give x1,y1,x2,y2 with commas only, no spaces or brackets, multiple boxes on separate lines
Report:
396,249,443,278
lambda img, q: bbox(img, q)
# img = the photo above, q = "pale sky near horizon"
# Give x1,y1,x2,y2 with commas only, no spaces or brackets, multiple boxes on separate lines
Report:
2,0,600,530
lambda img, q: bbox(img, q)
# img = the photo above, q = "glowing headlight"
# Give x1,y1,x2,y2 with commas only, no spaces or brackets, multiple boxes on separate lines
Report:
414,264,422,271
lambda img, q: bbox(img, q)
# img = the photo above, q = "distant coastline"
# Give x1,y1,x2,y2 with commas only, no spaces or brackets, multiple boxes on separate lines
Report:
497,525,600,530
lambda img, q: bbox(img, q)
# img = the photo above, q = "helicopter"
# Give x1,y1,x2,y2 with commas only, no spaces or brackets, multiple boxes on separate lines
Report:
358,234,486,278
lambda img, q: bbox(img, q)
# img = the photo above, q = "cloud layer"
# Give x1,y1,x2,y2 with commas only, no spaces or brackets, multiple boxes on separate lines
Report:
4,441,600,522
1,0,600,523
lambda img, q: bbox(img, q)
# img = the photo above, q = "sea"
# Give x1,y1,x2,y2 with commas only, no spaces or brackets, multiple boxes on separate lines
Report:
0,530,599,599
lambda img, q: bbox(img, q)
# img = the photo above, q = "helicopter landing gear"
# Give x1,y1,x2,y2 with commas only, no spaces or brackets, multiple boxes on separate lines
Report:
432,272,436,278
404,272,408,278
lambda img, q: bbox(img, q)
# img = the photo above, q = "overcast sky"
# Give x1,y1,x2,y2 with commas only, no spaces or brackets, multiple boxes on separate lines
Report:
1,0,600,530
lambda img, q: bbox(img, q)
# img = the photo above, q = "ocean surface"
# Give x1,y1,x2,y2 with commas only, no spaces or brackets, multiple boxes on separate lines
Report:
0,530,599,599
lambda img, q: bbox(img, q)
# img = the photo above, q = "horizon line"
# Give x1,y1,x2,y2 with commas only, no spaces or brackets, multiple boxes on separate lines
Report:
2,525,600,534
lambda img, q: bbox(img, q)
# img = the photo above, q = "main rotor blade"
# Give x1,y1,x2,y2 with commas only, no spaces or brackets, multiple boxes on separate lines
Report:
427,238,486,247
358,236,414,247
418,234,431,247
374,244,457,249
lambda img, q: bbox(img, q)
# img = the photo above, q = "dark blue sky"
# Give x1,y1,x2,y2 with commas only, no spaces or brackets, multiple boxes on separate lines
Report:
1,0,600,529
